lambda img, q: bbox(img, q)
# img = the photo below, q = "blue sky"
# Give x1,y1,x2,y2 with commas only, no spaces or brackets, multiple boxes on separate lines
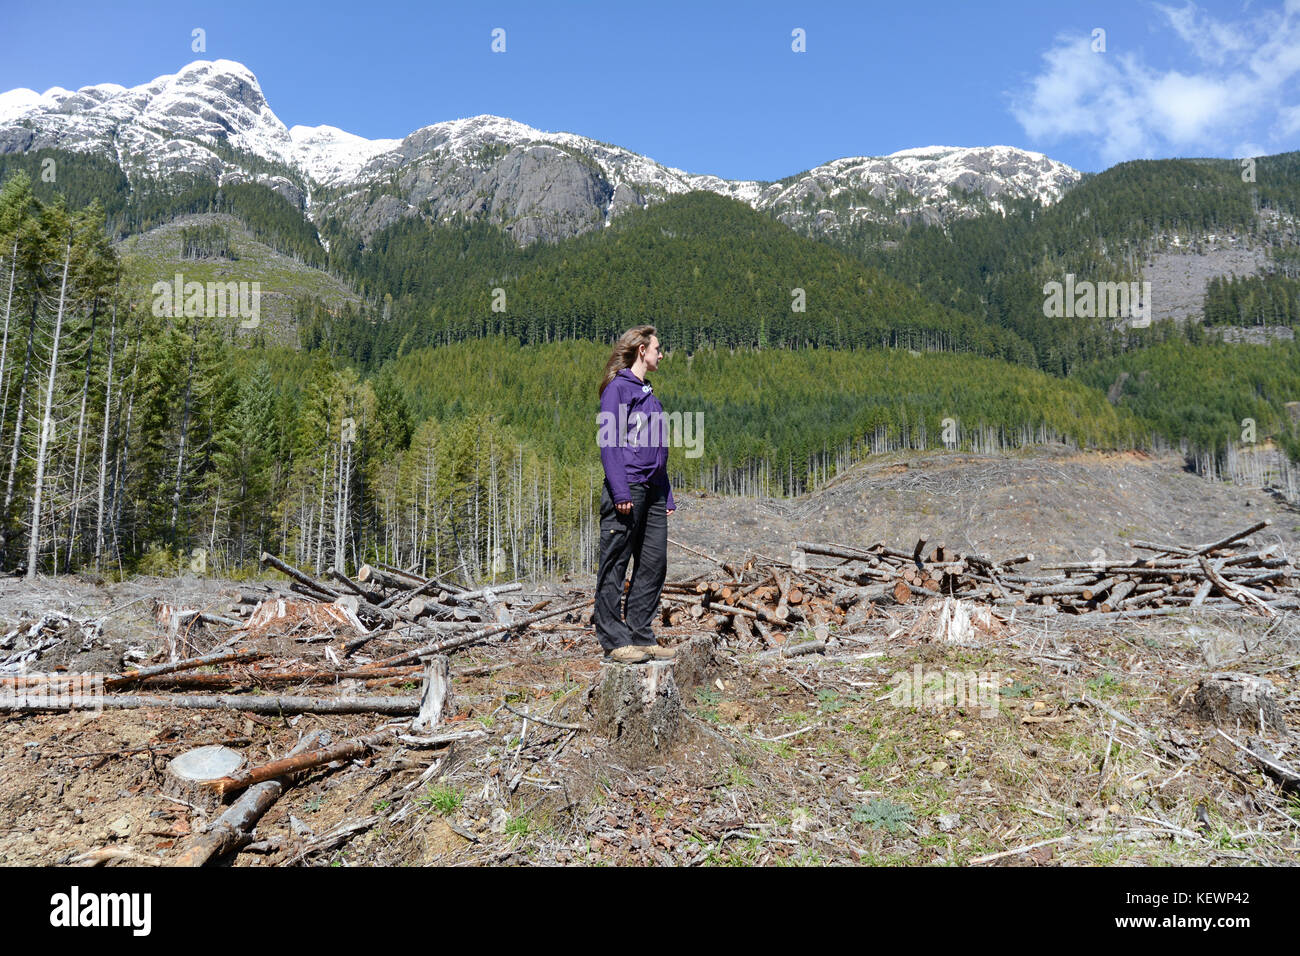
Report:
2,0,1298,178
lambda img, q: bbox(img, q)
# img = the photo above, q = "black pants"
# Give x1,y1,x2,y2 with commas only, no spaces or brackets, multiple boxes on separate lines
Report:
594,481,667,651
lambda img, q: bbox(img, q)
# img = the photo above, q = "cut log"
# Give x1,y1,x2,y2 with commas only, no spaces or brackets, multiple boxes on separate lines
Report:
203,729,393,798
326,569,383,603
357,564,415,592
368,598,594,667
260,552,341,599
754,639,826,661
106,650,265,689
893,580,912,605
0,693,420,715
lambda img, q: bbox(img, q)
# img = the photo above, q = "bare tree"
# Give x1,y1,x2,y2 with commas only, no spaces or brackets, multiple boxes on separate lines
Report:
93,300,117,569
26,241,71,579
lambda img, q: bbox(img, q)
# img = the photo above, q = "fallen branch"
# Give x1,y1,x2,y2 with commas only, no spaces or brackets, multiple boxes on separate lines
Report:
104,650,267,688
202,729,393,798
0,693,419,715
369,598,594,667
1216,729,1300,791
501,700,587,732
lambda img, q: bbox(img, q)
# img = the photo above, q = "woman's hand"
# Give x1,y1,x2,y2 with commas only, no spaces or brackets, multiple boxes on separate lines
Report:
666,509,674,516
616,501,632,515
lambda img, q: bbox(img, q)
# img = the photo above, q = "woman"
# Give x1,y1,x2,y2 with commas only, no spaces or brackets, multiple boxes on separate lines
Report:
595,326,677,663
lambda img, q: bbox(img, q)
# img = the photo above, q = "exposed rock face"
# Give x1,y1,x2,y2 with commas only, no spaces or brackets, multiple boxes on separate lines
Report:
0,61,1084,246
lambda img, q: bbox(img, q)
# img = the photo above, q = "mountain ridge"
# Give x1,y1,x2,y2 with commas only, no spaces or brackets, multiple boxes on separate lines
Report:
0,59,1084,245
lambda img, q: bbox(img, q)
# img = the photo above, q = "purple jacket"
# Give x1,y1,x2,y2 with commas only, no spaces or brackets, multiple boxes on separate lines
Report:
597,368,676,511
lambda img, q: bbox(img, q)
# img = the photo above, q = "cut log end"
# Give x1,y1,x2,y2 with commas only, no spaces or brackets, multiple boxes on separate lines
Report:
165,745,245,811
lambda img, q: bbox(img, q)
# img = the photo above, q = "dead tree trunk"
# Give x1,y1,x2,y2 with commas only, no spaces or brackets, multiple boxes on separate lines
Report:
0,242,17,465
107,313,141,569
2,281,40,553
93,299,117,569
65,298,97,567
169,315,198,541
26,242,71,579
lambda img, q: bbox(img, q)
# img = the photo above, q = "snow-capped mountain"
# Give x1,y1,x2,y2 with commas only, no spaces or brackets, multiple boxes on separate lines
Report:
0,60,1084,245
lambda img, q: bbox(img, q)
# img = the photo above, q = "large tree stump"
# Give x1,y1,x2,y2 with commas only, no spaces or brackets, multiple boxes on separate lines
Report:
594,661,682,766
1185,673,1287,734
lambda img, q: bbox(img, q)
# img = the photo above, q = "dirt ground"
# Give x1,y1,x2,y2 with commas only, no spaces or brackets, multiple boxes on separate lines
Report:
1,444,1297,866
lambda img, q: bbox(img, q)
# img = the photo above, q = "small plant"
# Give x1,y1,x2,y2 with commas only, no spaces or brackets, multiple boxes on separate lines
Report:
816,689,846,713
693,687,721,722
1086,672,1122,696
416,785,463,815
1000,681,1035,699
304,796,325,813
761,739,794,758
728,763,754,789
372,799,391,814
852,798,914,835
505,814,531,837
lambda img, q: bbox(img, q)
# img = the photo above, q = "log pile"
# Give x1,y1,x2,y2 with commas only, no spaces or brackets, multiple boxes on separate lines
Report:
663,520,1298,643
239,552,581,654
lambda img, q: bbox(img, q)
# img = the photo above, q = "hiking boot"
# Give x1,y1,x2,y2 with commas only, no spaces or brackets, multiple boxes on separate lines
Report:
605,645,651,664
640,644,676,660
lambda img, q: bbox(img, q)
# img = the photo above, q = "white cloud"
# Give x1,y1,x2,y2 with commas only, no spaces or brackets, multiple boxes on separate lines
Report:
1010,1,1300,165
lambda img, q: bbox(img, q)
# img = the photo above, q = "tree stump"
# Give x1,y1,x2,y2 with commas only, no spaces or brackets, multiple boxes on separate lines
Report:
1185,673,1287,734
412,655,453,733
166,745,245,814
594,661,682,767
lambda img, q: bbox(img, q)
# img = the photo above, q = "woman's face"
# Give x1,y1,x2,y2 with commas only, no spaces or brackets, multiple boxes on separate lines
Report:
642,336,663,372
